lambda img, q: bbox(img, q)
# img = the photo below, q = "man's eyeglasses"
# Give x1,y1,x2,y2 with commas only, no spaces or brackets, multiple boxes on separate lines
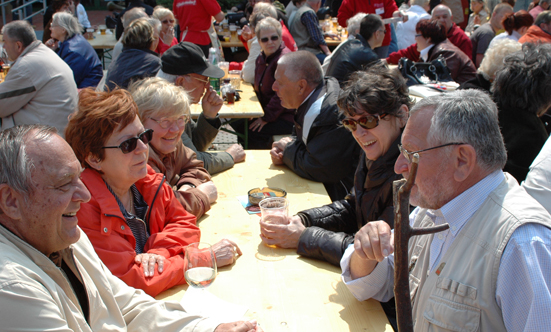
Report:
398,142,467,163
189,75,210,85
162,19,175,24
150,115,188,129
414,34,422,37
260,35,279,43
342,114,388,132
378,29,387,34
102,129,154,154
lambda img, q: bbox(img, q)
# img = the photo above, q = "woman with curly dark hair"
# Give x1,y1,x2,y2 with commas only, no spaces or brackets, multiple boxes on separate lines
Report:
492,43,551,182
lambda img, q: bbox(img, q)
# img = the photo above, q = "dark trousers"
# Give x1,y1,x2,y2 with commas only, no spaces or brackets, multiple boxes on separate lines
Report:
230,118,293,149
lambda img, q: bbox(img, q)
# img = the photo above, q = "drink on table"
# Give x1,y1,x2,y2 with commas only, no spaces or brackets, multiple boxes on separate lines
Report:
259,197,289,225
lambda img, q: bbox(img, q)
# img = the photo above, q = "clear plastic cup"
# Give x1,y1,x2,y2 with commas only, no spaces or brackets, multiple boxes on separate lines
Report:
259,197,289,225
229,70,241,90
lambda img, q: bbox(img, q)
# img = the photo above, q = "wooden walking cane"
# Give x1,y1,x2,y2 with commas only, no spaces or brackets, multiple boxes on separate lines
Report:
392,153,450,332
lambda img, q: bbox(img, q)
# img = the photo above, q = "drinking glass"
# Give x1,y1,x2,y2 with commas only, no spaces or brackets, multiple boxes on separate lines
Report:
259,197,289,225
184,242,217,292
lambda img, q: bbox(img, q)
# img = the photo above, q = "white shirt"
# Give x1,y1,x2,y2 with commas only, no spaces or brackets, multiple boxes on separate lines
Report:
76,3,91,28
242,37,260,84
395,5,430,51
419,44,434,61
340,170,551,331
488,30,522,50
523,136,551,215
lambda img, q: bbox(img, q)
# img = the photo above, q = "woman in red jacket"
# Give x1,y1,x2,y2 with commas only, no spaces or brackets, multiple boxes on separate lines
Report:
65,88,241,297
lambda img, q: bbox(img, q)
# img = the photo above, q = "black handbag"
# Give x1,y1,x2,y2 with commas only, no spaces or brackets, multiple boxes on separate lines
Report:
397,55,453,86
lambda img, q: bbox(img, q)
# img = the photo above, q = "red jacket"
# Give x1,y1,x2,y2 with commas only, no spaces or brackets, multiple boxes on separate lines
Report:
78,165,201,297
387,23,473,64
519,25,551,44
337,0,397,47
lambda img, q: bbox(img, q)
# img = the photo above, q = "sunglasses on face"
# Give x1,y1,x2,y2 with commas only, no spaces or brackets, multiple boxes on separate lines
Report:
102,129,153,154
162,19,175,24
260,35,279,43
150,115,187,129
342,114,388,132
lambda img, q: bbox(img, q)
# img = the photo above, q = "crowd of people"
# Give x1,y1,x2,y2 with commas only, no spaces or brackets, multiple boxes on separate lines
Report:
1,0,551,331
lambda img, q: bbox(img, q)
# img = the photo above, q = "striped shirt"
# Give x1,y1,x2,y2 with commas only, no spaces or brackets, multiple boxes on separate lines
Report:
105,182,150,254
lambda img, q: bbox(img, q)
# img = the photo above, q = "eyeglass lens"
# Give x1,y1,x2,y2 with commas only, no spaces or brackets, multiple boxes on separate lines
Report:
103,129,153,154
261,35,279,42
342,115,380,132
156,116,187,129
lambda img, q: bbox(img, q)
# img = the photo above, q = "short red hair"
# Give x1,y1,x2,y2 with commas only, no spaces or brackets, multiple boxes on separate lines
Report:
65,88,138,170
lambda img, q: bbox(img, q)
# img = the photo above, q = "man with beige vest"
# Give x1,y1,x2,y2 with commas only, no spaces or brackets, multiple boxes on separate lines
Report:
340,90,551,331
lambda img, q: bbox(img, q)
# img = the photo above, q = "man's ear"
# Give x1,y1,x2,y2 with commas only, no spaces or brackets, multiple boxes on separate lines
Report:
453,144,477,182
297,79,309,96
0,184,23,220
397,105,409,128
85,153,102,171
175,75,187,87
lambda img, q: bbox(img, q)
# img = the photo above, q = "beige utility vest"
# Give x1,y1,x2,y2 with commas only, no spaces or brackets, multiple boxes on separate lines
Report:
406,175,551,331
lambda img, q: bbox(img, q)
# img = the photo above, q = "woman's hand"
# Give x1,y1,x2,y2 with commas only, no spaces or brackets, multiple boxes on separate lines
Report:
45,38,59,50
212,239,242,267
249,118,267,132
160,26,174,45
197,180,218,203
135,253,165,277
241,25,253,41
473,15,481,25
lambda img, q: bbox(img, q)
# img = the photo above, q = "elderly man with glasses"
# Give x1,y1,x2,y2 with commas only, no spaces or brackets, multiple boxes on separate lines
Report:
157,42,246,175
341,89,551,331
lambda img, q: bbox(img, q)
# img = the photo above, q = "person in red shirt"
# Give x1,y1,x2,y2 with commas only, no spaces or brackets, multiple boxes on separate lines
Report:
152,6,179,55
337,0,399,58
386,4,473,64
173,0,225,56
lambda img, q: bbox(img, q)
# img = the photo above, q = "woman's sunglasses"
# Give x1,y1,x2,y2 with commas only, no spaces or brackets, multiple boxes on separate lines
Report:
260,35,279,43
102,129,154,154
162,19,175,24
342,114,388,132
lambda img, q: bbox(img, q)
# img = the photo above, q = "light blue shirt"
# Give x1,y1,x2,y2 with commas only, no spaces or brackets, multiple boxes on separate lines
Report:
341,171,551,331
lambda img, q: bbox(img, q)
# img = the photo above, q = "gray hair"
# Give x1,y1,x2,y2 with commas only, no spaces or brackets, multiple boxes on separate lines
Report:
252,2,278,18
147,18,162,35
122,7,148,29
411,90,507,172
1,20,36,48
129,77,190,121
478,38,521,80
492,43,551,116
535,10,551,26
156,69,179,83
278,51,323,87
0,125,57,200
53,11,82,38
346,12,366,35
255,16,282,38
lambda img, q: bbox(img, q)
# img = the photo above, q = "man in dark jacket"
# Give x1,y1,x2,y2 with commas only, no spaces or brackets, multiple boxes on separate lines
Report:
270,51,360,201
325,14,383,86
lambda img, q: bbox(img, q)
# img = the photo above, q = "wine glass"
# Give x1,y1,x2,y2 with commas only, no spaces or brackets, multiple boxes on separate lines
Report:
184,242,217,293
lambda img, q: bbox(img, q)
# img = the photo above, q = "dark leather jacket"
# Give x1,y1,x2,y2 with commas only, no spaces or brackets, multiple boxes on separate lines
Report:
282,77,361,201
296,134,403,266
325,34,380,86
428,39,476,84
